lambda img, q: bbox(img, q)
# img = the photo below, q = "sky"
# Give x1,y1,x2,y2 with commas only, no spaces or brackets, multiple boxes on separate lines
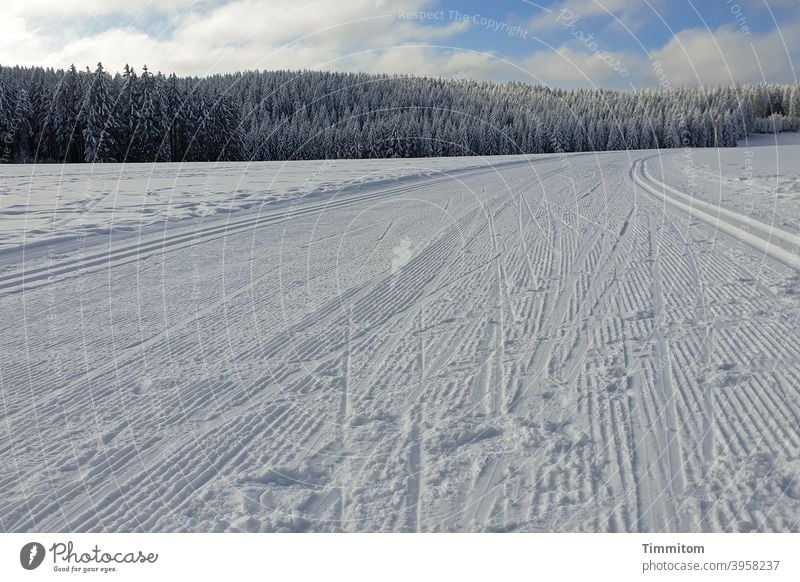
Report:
2,0,799,88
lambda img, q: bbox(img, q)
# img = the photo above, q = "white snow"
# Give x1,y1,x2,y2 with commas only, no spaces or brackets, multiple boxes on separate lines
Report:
1,147,800,533
0,156,525,253
648,134,800,235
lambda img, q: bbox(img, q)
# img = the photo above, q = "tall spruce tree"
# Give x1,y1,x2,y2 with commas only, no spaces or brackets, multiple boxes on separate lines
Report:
0,72,13,161
115,64,138,161
83,63,116,163
134,66,170,162
54,64,86,163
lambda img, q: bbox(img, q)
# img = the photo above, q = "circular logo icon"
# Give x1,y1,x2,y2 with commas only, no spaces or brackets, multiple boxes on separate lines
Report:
20,542,45,570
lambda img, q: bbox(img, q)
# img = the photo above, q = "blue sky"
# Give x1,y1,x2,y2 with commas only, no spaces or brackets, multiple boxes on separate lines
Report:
440,0,791,56
3,0,799,87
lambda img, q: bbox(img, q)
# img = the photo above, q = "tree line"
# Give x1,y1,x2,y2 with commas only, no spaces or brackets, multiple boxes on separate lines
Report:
1,63,799,164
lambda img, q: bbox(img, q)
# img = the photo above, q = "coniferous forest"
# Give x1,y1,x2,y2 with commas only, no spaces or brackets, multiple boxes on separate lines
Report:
1,63,799,164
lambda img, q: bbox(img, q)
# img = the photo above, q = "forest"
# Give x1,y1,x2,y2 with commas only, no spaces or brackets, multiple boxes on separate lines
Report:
1,63,799,164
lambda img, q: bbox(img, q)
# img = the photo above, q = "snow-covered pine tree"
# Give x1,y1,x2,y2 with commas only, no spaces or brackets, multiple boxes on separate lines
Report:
53,64,86,163
664,116,682,149
27,68,56,161
83,63,117,163
533,120,546,153
134,66,170,162
210,91,242,161
789,85,800,119
717,111,732,147
10,87,34,162
165,73,187,162
624,118,640,150
385,122,405,158
186,90,210,161
606,124,625,151
114,64,138,161
0,71,12,160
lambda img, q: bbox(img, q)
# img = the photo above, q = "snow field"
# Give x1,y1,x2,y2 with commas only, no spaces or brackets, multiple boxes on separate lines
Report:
1,149,800,532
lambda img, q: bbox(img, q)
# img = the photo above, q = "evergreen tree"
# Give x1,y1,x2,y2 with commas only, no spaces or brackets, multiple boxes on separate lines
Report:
28,68,55,161
0,73,13,160
209,91,241,161
606,124,625,151
54,64,86,163
165,73,188,162
134,66,170,161
12,88,34,162
789,85,800,119
385,122,405,158
83,63,116,162
116,64,140,161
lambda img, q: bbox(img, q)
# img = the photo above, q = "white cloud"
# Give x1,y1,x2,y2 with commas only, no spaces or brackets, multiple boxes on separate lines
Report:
6,0,201,18
649,21,800,85
529,0,665,33
1,0,798,88
1,0,477,76
542,0,634,21
344,47,503,80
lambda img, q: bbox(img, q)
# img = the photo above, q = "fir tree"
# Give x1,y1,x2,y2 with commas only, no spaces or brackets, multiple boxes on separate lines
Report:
83,63,116,162
134,66,170,162
0,73,13,160
114,64,138,161
54,64,86,163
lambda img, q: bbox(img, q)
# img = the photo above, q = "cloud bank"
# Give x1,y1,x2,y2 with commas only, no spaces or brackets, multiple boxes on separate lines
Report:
1,0,798,87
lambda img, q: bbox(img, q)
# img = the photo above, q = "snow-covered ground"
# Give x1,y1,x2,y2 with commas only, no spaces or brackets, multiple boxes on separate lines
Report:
0,156,524,253
650,137,800,236
1,147,800,533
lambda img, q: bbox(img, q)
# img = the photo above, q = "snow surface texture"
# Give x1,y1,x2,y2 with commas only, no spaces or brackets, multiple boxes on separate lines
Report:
1,148,799,533
0,157,520,252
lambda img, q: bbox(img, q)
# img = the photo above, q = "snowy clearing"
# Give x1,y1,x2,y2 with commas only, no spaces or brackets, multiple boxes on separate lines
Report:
0,156,524,253
1,148,800,533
